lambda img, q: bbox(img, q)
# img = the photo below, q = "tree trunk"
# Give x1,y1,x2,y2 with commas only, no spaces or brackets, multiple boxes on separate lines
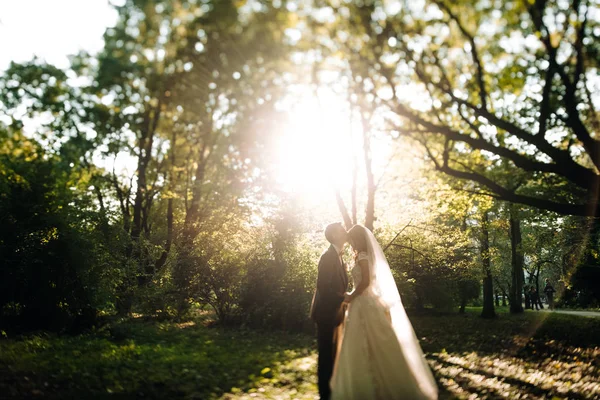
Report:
351,160,358,226
154,130,177,273
584,217,600,267
93,183,110,240
174,122,215,315
115,106,160,316
154,197,173,272
360,111,376,231
112,173,131,232
459,295,467,314
350,105,358,226
335,190,353,231
131,103,161,242
535,268,544,309
509,206,525,313
414,285,425,311
480,211,496,318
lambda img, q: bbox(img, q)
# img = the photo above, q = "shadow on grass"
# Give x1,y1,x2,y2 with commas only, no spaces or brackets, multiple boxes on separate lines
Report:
415,309,600,399
0,317,314,399
2,309,600,400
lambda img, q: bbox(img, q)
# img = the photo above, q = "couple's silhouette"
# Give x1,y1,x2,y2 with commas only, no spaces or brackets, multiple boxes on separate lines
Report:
310,222,438,400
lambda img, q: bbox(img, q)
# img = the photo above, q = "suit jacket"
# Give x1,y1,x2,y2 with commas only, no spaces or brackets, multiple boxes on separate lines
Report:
310,245,349,325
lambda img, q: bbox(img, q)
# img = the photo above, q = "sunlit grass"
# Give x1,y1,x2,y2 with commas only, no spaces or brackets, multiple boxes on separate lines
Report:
418,308,600,399
1,309,599,399
0,319,314,399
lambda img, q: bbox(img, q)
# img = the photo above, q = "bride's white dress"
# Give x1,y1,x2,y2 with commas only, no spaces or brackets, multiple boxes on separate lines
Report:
330,230,438,400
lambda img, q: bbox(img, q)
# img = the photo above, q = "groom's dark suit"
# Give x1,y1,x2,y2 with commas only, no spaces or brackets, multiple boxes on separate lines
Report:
310,245,348,400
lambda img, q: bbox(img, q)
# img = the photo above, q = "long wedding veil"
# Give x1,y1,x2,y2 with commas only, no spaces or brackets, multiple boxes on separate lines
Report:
362,225,439,398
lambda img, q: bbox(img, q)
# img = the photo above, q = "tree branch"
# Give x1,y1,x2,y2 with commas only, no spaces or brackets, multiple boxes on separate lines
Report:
383,219,413,252
437,160,591,216
390,243,432,263
538,63,555,137
445,97,597,185
528,0,600,169
393,101,594,189
434,0,488,110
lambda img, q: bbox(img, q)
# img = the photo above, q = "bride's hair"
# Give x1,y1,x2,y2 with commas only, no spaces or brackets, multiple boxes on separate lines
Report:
347,225,368,253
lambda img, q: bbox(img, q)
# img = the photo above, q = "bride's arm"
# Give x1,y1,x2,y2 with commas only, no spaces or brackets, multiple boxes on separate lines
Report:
345,259,370,302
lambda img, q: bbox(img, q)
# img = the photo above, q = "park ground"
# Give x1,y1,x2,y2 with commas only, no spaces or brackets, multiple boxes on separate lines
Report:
1,307,599,400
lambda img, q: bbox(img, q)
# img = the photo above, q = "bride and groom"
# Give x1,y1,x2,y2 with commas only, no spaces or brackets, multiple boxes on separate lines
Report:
310,222,438,400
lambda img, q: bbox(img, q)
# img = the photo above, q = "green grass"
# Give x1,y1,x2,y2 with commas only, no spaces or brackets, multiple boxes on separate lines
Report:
0,317,314,399
1,308,599,399
416,307,600,399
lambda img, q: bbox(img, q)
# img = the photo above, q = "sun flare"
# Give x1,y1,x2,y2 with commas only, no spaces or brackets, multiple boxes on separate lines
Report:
275,88,357,203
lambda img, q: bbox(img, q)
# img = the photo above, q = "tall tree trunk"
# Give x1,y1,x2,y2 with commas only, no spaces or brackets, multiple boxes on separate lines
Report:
360,111,376,231
351,160,358,226
131,103,161,242
336,190,353,231
154,130,177,273
131,104,162,288
117,103,162,316
535,267,544,309
174,122,215,315
93,184,110,240
481,211,496,318
112,173,131,232
350,106,358,226
459,292,467,314
584,217,600,267
509,205,525,313
154,197,173,272
414,285,425,311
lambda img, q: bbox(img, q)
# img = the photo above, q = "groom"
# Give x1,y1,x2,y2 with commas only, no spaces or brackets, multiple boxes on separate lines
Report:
310,222,349,400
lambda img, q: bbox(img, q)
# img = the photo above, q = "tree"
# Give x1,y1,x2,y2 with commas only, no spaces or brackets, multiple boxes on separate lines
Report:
0,125,115,331
364,0,600,217
480,210,497,318
509,205,526,313
312,0,599,303
84,0,292,314
306,3,392,232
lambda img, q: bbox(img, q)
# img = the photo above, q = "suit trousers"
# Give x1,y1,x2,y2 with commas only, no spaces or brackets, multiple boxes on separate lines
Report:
317,321,338,400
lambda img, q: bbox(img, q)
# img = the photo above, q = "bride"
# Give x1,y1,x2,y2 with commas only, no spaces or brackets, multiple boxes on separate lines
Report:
330,225,438,400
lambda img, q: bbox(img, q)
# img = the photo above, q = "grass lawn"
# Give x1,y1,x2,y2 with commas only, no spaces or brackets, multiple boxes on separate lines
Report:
1,308,599,399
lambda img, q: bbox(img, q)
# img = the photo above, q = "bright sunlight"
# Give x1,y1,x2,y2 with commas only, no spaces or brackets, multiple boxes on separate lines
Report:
274,87,358,202
3,1,600,399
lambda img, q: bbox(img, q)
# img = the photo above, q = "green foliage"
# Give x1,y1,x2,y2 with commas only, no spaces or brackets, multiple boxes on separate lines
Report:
1,0,598,340
380,190,481,311
0,129,116,331
0,317,314,399
1,309,600,399
240,222,318,331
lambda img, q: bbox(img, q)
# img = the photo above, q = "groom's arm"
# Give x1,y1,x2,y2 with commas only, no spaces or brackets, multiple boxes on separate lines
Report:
317,252,344,303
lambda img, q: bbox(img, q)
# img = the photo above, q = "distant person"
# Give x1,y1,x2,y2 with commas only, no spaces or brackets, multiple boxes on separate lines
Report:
529,287,540,310
544,279,556,310
524,285,531,309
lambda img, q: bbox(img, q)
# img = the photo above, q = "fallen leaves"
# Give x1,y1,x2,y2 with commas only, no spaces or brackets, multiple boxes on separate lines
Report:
1,308,599,399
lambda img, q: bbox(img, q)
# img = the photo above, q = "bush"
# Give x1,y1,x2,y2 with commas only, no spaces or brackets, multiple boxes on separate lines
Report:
559,265,600,308
0,133,114,332
240,244,317,332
